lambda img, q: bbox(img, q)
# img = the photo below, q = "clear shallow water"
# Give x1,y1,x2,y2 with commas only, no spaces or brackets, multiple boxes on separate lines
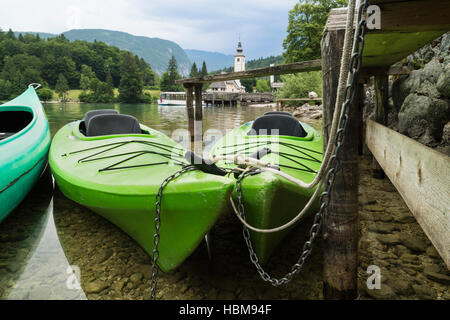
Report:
1,103,447,300
2,102,319,300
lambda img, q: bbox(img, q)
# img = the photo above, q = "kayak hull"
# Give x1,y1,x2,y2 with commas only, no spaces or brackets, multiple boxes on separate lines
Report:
210,120,323,264
50,120,233,272
0,87,51,223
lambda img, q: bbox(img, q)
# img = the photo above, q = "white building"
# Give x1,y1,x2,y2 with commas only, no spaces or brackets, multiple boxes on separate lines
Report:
208,41,246,93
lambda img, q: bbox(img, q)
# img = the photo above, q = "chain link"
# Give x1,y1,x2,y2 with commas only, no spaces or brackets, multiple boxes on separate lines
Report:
150,165,196,300
234,0,369,287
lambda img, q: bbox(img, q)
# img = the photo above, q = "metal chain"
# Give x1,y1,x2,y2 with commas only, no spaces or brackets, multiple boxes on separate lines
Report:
235,0,369,287
150,165,196,300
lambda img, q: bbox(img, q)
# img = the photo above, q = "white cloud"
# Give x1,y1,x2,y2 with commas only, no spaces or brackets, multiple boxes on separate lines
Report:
0,0,297,57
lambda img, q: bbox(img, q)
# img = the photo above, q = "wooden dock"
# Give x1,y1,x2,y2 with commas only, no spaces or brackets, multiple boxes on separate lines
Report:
203,92,275,107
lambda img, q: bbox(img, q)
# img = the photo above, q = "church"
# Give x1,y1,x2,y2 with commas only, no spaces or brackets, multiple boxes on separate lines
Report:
207,41,246,93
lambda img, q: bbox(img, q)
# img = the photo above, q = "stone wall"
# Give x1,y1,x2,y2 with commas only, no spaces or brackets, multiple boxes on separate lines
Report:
390,32,450,155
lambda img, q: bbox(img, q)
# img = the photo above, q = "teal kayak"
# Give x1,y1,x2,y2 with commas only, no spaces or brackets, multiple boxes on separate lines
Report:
0,86,51,223
210,112,323,264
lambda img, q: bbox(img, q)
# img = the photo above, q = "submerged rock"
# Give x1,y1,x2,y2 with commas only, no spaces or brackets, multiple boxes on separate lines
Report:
84,281,109,294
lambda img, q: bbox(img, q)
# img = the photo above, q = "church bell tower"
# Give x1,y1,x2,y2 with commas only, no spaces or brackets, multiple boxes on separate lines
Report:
234,40,245,72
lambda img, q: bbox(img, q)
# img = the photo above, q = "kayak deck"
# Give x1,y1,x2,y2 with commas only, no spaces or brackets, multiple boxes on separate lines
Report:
50,120,234,272
210,119,323,263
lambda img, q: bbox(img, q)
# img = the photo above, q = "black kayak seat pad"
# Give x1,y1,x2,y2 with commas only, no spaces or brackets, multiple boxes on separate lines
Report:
264,111,294,117
248,114,307,138
84,109,119,129
86,114,142,137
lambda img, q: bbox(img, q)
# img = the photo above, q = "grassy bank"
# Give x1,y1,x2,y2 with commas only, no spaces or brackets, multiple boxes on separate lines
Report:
63,89,161,102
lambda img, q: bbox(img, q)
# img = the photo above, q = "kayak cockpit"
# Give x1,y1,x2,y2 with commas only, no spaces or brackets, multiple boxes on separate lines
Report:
78,109,151,137
0,110,34,141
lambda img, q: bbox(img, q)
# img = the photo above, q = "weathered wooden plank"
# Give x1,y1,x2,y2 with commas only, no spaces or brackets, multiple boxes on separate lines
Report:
371,0,450,32
326,1,450,32
184,84,195,151
366,119,450,268
176,60,321,84
325,3,449,67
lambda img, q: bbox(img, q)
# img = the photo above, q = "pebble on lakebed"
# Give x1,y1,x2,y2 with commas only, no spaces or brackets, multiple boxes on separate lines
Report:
4,156,445,300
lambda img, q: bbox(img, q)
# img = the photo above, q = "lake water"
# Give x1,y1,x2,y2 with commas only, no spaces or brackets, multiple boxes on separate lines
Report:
0,102,315,300
2,102,446,300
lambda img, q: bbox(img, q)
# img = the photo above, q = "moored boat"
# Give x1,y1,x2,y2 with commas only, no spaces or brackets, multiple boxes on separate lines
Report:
49,110,234,272
0,85,51,223
210,111,323,264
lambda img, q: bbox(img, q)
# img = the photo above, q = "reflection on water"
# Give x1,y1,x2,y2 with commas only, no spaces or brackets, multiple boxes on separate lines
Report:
0,168,85,299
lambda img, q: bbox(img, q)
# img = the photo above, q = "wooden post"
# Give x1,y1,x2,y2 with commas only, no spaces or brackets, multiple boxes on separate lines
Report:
321,27,360,300
194,83,203,156
184,84,195,151
322,84,362,300
372,75,389,179
321,28,345,148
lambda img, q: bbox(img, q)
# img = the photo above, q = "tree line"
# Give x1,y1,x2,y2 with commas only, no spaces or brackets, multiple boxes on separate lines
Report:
0,29,157,103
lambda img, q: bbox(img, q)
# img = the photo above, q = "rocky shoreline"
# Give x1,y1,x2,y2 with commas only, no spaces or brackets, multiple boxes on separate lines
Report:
0,156,439,300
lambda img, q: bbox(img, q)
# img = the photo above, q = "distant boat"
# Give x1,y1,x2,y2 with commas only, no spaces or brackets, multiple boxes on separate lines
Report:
158,92,205,106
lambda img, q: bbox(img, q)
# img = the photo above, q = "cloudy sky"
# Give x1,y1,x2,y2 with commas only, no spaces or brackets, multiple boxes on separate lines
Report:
0,0,298,59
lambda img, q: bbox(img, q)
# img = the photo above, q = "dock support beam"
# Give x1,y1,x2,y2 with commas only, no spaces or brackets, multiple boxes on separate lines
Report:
372,75,389,179
321,27,361,300
184,84,195,151
194,84,203,156
321,28,345,148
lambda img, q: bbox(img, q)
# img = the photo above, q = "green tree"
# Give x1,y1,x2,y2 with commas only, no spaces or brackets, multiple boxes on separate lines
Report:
201,61,208,77
256,79,271,93
38,88,54,101
282,0,347,62
241,78,256,93
6,29,15,40
276,71,322,100
118,52,144,103
55,73,69,102
190,62,199,78
159,55,182,92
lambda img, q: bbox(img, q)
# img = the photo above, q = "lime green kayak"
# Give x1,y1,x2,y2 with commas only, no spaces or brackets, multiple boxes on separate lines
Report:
210,112,323,264
49,111,234,272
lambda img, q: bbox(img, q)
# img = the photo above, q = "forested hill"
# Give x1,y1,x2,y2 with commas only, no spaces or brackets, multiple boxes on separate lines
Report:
184,49,234,72
0,31,156,100
14,29,191,76
63,30,191,76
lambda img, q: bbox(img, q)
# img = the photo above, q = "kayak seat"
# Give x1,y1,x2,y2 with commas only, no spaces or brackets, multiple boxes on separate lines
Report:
264,111,294,117
84,109,119,128
86,114,142,137
248,114,307,137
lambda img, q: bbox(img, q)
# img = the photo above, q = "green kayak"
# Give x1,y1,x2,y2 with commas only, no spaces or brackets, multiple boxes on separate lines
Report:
210,111,323,264
49,110,234,272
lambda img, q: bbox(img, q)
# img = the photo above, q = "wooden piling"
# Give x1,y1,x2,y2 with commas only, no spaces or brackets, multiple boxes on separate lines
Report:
371,75,389,179
194,84,203,156
322,84,362,300
321,25,360,300
184,84,195,151
321,28,346,148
